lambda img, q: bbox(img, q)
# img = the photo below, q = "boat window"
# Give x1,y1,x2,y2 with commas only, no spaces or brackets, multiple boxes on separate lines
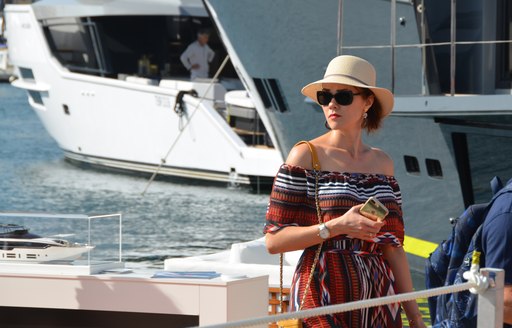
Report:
425,158,443,179
496,0,512,88
253,78,288,112
28,91,44,105
42,17,104,76
40,15,237,82
19,67,35,82
465,133,512,203
404,155,420,175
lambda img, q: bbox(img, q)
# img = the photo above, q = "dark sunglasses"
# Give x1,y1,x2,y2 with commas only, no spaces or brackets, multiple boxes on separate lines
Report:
317,90,361,106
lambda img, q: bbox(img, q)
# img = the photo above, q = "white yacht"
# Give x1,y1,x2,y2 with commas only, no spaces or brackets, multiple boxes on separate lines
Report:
3,0,283,191
0,224,93,263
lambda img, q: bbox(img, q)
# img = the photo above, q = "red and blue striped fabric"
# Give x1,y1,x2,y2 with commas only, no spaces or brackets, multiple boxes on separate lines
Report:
265,164,405,327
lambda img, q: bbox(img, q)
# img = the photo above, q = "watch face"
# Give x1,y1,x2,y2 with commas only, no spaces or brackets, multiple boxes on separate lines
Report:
319,224,330,239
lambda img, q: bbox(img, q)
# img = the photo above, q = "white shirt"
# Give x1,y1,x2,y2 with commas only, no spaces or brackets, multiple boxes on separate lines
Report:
180,41,215,80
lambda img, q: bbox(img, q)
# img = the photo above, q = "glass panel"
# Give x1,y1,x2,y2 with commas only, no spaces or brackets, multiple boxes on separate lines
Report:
467,134,512,203
43,17,100,74
404,155,420,174
425,158,443,178
28,90,43,105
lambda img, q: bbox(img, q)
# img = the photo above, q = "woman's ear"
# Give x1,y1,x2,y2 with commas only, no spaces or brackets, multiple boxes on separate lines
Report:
365,94,375,110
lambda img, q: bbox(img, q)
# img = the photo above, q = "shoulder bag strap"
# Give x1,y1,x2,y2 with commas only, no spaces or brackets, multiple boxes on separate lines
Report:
294,140,321,171
280,141,324,314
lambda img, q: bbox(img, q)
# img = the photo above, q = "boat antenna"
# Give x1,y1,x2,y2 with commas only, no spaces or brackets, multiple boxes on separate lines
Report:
140,55,231,196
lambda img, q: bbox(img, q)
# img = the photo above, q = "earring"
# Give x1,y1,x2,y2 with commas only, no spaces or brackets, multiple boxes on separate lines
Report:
363,112,368,119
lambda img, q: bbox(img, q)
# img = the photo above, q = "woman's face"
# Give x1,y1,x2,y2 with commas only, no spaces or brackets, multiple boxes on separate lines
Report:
320,83,373,131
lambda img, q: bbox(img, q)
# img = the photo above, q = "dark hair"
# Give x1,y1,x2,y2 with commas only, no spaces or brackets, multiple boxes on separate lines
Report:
360,88,383,133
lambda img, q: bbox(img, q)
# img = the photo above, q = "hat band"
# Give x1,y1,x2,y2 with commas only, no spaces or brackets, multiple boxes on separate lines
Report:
323,73,371,87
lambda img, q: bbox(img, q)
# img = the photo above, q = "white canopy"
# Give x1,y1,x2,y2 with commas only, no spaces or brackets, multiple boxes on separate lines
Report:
32,0,207,20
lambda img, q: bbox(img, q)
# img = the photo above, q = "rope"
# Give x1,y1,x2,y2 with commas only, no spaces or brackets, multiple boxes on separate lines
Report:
196,281,478,328
141,55,230,196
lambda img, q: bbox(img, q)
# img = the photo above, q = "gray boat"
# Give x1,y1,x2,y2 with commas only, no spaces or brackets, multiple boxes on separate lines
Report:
203,0,512,270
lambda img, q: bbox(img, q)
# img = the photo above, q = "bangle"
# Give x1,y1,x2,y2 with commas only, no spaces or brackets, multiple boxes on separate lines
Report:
408,315,422,327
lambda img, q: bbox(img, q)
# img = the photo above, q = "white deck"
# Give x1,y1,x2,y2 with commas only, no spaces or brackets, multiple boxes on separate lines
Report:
165,237,302,288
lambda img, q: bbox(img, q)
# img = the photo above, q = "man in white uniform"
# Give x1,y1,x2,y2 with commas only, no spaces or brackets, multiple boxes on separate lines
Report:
180,29,215,80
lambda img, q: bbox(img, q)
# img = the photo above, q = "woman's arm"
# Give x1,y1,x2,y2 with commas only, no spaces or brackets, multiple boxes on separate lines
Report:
504,285,512,324
266,204,383,254
382,245,426,328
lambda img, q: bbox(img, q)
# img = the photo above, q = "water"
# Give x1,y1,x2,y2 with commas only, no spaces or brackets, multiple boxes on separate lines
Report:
0,83,269,268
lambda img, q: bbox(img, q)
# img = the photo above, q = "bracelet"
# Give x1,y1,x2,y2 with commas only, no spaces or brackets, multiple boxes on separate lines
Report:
408,314,423,327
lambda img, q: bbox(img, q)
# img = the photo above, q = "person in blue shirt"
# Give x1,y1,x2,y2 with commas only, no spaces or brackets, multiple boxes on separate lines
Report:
482,179,512,326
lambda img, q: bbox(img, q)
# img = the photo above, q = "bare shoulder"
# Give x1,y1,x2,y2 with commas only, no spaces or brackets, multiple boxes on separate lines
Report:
369,147,395,176
285,142,314,169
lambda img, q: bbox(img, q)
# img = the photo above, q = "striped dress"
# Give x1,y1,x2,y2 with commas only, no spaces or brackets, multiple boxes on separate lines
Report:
264,164,405,327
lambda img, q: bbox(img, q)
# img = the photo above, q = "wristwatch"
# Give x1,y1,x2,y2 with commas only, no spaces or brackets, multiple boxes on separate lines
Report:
318,223,330,240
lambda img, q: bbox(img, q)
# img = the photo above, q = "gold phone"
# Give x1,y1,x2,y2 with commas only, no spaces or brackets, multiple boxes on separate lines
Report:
360,197,389,221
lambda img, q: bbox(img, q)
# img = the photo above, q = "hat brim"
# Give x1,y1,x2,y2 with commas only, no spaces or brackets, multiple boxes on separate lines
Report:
301,76,394,118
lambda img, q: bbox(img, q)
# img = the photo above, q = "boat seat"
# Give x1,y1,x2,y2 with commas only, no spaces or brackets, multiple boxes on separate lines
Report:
229,237,301,266
160,79,227,106
125,76,158,86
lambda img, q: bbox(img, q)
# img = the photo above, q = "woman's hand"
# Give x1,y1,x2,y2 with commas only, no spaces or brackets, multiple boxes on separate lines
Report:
327,204,385,240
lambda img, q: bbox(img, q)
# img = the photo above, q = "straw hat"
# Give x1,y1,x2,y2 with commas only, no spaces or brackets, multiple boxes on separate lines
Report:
301,55,394,117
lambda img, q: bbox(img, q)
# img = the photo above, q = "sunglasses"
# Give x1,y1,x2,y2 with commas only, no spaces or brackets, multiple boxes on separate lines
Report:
316,90,361,106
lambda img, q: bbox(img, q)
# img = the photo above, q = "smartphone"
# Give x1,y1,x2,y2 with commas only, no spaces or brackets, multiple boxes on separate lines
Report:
359,197,389,221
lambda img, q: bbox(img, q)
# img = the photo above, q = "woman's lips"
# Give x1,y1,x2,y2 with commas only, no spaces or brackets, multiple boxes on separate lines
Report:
329,113,340,119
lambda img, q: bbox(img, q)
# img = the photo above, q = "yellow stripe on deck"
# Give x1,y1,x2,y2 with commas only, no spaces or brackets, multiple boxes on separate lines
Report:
401,296,431,327
403,235,438,259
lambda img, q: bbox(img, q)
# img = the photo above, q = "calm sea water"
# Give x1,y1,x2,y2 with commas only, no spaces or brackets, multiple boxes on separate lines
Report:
0,83,269,268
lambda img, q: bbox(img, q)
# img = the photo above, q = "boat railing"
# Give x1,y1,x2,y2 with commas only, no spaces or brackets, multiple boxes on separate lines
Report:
196,267,505,328
338,0,512,97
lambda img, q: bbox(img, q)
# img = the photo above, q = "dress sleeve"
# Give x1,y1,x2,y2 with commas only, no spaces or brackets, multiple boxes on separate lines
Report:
263,164,310,234
378,178,405,247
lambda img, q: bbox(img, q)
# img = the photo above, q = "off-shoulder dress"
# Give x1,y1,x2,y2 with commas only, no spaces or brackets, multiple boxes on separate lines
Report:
264,164,405,327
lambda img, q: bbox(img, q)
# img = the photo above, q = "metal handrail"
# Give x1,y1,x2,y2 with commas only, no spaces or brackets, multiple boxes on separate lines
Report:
196,268,505,328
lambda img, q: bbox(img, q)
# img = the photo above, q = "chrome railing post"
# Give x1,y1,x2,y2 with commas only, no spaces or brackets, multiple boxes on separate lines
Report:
337,0,343,56
478,268,504,328
450,0,456,96
390,0,396,92
420,0,426,95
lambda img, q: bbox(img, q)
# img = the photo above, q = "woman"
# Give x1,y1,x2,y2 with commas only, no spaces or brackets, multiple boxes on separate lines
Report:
264,55,425,327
